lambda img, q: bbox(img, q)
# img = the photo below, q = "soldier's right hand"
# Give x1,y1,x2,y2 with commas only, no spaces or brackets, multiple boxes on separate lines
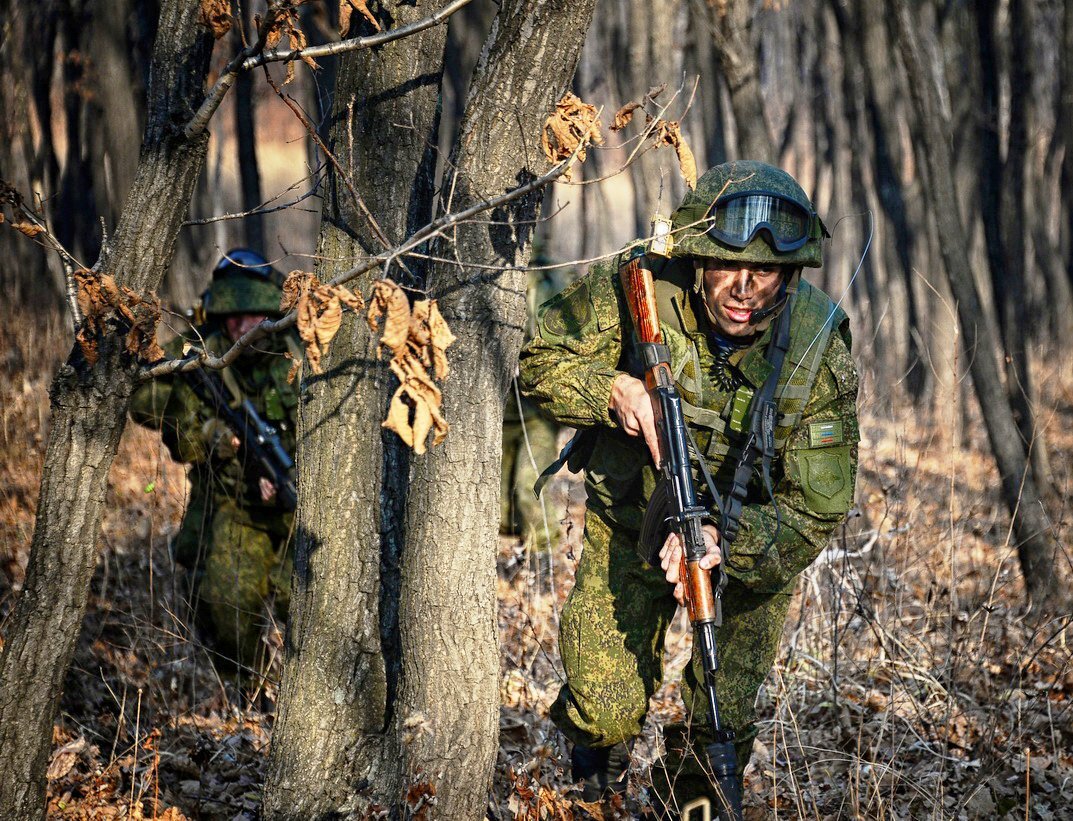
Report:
609,373,662,466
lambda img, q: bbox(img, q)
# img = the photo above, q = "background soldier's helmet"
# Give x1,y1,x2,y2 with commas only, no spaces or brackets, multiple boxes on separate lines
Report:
670,160,827,268
203,248,285,317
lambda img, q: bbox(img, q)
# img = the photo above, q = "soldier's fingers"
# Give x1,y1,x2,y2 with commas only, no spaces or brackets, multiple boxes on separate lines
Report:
659,531,680,563
700,547,721,570
640,415,661,467
673,582,685,606
665,550,682,584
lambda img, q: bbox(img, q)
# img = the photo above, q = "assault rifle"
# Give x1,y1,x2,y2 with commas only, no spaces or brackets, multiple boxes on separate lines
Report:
183,366,298,511
619,246,743,821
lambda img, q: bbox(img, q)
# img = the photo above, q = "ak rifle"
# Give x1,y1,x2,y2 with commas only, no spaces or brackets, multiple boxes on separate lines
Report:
619,245,743,821
184,367,298,511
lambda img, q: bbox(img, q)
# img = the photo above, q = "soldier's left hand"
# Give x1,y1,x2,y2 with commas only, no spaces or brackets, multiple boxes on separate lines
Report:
259,477,277,503
659,524,720,606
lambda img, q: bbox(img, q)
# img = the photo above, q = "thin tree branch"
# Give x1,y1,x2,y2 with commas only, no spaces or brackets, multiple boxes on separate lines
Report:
1,179,87,324
182,167,325,226
184,0,474,140
139,141,589,381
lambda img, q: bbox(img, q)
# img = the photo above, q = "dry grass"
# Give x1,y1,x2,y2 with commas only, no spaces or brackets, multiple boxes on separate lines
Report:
1,304,1071,819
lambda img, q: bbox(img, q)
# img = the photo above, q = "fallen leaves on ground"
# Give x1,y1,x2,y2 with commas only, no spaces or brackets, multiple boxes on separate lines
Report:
542,93,603,181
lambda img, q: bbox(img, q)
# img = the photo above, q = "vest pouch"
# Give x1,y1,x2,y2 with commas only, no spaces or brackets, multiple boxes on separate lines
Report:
584,428,649,515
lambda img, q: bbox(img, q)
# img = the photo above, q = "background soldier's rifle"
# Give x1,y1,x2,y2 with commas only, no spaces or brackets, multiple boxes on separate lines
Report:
183,366,298,511
620,245,744,821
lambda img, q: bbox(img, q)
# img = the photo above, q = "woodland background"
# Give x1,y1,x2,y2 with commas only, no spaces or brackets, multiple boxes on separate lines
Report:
1,0,1072,818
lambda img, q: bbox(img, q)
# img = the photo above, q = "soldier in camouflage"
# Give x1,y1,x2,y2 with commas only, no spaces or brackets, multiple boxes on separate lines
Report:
501,254,570,545
129,249,300,672
519,161,859,815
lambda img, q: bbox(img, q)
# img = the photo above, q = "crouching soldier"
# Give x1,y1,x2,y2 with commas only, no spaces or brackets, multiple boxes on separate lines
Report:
520,162,860,816
130,249,301,672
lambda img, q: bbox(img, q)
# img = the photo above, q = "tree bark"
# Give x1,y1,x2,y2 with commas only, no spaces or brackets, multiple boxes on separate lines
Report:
396,1,596,815
235,1,266,252
262,2,448,815
892,0,1059,608
0,2,213,816
694,0,775,162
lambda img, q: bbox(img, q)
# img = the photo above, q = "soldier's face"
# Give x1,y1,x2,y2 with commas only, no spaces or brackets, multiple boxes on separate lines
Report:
701,262,787,337
224,313,268,342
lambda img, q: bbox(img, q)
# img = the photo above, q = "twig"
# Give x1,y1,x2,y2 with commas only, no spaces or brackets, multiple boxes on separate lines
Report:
184,0,473,139
138,140,589,381
182,167,325,226
1,179,87,324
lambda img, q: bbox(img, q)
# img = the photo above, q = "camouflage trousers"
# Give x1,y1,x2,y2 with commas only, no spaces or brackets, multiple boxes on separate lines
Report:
172,492,293,671
551,509,794,808
501,412,561,544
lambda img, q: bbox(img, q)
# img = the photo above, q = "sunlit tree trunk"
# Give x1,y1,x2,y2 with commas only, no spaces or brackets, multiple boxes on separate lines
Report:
0,2,213,815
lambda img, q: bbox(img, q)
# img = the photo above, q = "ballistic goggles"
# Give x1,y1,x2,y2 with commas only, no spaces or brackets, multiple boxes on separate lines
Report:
213,249,275,281
705,191,818,253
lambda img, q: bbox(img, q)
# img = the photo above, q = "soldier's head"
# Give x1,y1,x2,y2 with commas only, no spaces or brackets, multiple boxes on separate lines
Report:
203,249,284,341
669,161,826,337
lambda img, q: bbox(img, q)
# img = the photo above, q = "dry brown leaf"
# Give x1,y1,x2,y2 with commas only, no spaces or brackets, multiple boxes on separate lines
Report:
47,737,87,781
10,221,44,238
158,809,190,821
610,101,641,132
287,271,361,373
427,301,455,380
652,119,697,190
541,93,603,181
280,269,313,312
368,279,411,356
285,353,301,384
339,0,381,35
199,0,231,38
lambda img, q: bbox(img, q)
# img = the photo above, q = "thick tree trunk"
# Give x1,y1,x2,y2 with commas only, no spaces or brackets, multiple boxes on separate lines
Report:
693,0,775,162
262,2,448,815
1061,0,1073,294
0,1,213,816
892,0,1059,608
395,1,595,816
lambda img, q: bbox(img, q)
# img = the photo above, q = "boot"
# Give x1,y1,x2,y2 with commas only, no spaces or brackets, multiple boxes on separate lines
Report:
571,742,631,801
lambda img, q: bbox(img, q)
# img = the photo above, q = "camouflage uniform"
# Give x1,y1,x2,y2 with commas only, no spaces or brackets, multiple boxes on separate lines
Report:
518,162,859,808
501,261,571,543
129,254,299,671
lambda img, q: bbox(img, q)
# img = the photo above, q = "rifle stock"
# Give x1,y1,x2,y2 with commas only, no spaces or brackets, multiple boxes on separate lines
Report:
619,246,743,821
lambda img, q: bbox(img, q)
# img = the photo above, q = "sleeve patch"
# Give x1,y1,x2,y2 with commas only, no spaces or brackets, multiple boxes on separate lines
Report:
799,446,854,514
540,282,592,339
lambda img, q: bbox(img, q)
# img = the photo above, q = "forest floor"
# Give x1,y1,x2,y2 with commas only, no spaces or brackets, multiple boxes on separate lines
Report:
1,310,1072,821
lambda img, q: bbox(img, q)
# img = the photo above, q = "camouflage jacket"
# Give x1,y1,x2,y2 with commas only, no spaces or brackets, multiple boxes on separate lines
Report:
518,253,860,594
129,327,300,511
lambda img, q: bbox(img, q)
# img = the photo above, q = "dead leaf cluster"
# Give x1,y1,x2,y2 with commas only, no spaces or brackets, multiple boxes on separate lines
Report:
198,0,231,39
73,270,165,367
650,118,697,190
258,2,318,83
339,0,381,36
280,269,364,376
542,93,603,181
367,280,456,455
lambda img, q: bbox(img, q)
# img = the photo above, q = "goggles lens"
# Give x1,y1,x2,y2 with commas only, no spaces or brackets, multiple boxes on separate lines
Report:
707,193,812,252
213,249,273,280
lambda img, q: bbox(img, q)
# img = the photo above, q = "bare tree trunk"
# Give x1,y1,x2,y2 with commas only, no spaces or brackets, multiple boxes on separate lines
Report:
397,2,596,816
262,2,448,815
693,0,775,161
235,2,265,252
1061,0,1073,294
0,2,213,816
892,0,1059,608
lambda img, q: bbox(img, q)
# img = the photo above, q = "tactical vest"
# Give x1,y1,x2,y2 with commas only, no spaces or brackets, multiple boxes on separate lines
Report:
648,257,846,464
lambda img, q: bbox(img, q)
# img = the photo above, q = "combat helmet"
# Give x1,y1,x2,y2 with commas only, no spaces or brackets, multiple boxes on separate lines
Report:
669,160,827,269
203,248,285,317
